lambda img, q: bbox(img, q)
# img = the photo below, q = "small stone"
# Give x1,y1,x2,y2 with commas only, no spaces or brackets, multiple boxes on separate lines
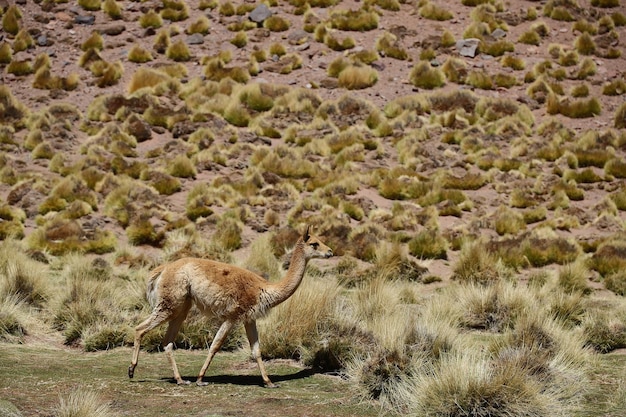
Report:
36,35,51,47
186,33,204,45
491,28,507,39
287,29,309,45
457,38,480,58
99,24,126,36
249,3,272,24
75,15,96,25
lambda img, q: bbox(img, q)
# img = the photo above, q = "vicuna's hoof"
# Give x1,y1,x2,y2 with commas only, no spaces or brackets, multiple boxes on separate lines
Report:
177,379,192,385
196,380,208,386
265,382,280,389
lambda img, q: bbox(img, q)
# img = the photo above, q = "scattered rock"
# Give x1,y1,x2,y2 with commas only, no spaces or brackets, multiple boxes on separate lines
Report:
98,24,126,36
36,35,52,47
186,33,204,45
491,28,507,39
288,30,309,45
75,15,96,25
457,38,480,58
249,3,272,24
124,114,152,142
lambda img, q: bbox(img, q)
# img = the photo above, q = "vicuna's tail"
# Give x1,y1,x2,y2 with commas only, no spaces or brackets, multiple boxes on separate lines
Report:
146,266,165,308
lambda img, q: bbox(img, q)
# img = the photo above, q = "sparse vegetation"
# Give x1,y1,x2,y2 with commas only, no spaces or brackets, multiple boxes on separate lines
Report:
1,1,626,416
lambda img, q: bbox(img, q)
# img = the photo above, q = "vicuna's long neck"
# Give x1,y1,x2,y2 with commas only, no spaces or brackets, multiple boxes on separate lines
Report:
266,240,308,309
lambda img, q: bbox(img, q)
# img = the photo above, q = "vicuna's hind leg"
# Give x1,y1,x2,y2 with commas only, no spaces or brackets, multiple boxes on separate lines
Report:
245,320,276,388
129,309,171,379
196,320,235,386
163,301,192,385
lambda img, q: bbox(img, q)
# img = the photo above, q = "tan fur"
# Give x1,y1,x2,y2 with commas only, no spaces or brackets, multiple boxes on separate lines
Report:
128,226,333,387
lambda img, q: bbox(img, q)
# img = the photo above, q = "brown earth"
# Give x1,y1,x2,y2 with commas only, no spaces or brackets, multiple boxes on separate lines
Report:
1,0,625,282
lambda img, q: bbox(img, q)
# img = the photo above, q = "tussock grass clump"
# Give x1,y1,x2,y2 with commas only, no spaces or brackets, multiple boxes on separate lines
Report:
408,229,448,260
419,2,453,21
324,33,356,51
0,42,12,64
518,29,541,45
589,239,626,277
500,55,525,70
2,5,22,36
409,61,445,89
6,60,33,76
375,32,408,59
78,0,101,11
185,183,215,221
495,206,526,236
452,240,505,285
55,390,117,417
12,29,34,53
127,67,172,93
574,32,596,55
166,40,191,61
160,0,189,21
230,31,248,48
0,239,48,308
139,10,163,29
33,67,80,91
604,271,626,296
103,0,122,19
329,8,379,31
127,44,153,63
558,260,591,295
616,102,626,128
187,15,210,35
482,40,514,57
583,310,626,353
0,295,28,343
204,57,250,83
28,218,117,256
261,272,339,358
603,79,626,96
264,15,290,32
81,31,104,52
590,0,620,7
547,94,601,118
337,65,378,90
212,214,243,251
466,70,494,90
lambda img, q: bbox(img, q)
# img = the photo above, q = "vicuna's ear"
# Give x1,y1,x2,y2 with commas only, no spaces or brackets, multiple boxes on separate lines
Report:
303,224,311,241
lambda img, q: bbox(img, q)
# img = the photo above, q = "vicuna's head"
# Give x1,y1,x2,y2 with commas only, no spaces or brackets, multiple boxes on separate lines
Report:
300,225,333,260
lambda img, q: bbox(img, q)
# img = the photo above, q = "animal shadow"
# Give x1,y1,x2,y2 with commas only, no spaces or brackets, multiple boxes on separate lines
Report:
164,368,317,387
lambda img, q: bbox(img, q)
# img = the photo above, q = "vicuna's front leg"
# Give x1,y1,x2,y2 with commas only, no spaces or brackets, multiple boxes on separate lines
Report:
196,320,235,386
245,321,277,388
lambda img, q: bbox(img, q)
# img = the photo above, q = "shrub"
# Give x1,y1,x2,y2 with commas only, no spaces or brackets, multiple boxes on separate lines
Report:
419,2,453,20
583,311,626,353
127,45,153,63
212,214,242,251
408,229,447,260
329,8,379,31
409,62,445,89
604,271,626,296
264,15,290,32
557,260,591,295
574,32,596,55
166,40,191,62
139,10,163,29
452,240,504,285
615,102,626,128
337,65,378,90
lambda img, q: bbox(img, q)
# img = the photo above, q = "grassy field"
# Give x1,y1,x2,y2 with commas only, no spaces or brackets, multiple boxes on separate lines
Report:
0,344,383,417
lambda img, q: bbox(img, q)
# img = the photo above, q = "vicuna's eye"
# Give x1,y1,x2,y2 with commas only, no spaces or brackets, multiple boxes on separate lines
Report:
310,242,319,249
